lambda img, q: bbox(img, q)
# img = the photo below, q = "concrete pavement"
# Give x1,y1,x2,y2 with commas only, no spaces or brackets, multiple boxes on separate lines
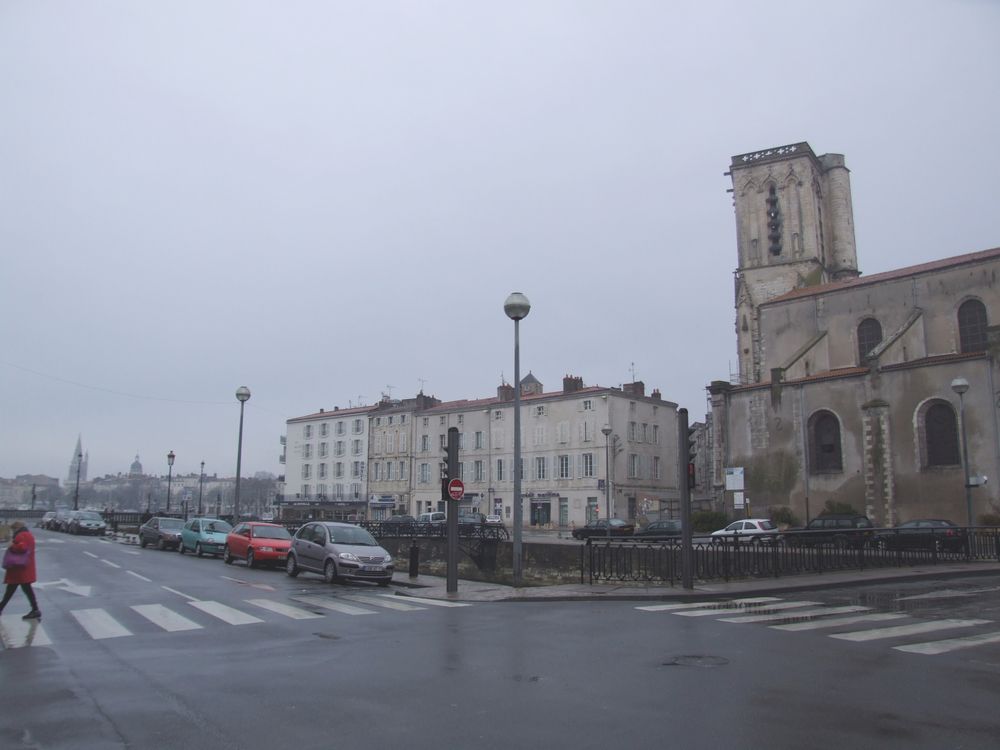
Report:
391,561,1000,602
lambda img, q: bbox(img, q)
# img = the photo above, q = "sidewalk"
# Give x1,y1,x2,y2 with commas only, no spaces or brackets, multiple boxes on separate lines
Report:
390,561,1000,603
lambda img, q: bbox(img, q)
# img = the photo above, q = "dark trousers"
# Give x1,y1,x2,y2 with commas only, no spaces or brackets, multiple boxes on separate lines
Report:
0,582,39,612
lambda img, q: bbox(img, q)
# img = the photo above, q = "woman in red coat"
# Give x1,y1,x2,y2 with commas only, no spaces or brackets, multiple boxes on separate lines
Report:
1,520,41,620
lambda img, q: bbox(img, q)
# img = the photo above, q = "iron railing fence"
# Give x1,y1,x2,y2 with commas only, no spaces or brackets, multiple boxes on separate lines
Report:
584,526,1000,584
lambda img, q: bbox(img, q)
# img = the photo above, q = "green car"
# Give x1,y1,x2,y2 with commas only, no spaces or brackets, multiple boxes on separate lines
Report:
179,517,233,557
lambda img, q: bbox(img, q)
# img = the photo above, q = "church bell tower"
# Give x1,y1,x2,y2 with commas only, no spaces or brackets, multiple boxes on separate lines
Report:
727,142,860,384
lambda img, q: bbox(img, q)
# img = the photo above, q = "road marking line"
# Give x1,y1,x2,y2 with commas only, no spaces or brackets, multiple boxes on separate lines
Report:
0,615,52,648
71,608,132,639
188,600,264,625
719,605,869,624
100,559,122,569
83,551,99,558
122,551,140,556
771,613,909,631
831,619,991,642
162,586,198,601
674,601,821,617
383,594,471,608
132,604,203,632
340,594,426,611
894,630,1000,655
126,571,152,582
637,597,782,612
291,595,378,615
221,576,276,592
244,599,324,620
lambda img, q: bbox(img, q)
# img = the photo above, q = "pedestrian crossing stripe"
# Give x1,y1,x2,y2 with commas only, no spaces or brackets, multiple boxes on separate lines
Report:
244,599,323,620
771,612,909,631
0,615,52,647
636,597,782,612
382,594,470,608
830,618,990,642
340,594,426,612
290,595,378,616
894,630,1000,655
72,608,133,639
188,600,264,625
132,604,202,631
673,600,822,617
718,605,870,624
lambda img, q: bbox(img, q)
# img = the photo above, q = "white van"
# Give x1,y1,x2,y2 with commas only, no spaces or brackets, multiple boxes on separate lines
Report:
417,512,446,525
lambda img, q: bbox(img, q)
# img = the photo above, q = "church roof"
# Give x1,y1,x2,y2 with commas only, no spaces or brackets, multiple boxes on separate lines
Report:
520,372,541,385
765,246,1000,305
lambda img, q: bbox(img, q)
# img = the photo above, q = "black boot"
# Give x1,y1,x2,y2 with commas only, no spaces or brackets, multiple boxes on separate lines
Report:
22,610,41,620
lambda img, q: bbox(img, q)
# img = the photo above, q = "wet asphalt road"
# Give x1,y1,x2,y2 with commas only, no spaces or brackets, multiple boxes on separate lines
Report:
2,530,1000,749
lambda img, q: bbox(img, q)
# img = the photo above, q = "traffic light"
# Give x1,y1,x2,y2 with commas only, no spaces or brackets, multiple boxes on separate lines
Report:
440,427,459,501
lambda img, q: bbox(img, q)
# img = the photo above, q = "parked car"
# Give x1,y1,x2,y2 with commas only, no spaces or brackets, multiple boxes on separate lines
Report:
382,514,416,527
872,519,967,552
179,517,232,557
458,512,487,526
53,509,75,532
787,514,874,548
485,514,504,526
634,519,683,538
37,512,57,529
223,522,292,567
139,516,185,550
710,518,781,544
571,518,635,540
285,521,393,585
66,510,108,536
417,511,446,525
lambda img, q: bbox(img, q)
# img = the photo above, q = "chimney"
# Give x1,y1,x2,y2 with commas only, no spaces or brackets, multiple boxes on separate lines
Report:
563,375,584,393
319,408,324,413
497,383,515,402
650,389,661,401
623,381,645,397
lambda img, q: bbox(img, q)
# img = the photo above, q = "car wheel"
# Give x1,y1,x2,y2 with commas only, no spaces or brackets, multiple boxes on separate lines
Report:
157,537,166,551
223,545,233,565
246,549,255,569
196,543,204,557
139,536,148,548
285,554,299,578
178,541,185,554
323,559,338,584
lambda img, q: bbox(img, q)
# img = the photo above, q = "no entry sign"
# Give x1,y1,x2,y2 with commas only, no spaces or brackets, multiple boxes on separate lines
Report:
447,478,465,500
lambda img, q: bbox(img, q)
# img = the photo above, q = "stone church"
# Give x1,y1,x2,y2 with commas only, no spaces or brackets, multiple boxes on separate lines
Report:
708,141,999,526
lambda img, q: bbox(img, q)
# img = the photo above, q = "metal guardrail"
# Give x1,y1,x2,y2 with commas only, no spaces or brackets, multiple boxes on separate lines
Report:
584,526,1000,584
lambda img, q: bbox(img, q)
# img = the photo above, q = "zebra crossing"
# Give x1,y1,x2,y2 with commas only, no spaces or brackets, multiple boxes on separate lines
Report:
0,593,472,649
636,596,1000,656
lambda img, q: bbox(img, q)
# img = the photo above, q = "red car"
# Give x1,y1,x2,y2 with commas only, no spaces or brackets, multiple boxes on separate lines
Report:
223,522,293,568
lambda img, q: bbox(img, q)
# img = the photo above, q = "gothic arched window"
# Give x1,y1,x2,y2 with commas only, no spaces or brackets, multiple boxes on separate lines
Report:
958,299,988,353
857,318,883,363
924,402,960,468
808,410,843,473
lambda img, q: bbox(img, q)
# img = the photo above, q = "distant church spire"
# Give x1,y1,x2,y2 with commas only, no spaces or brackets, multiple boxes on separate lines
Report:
68,435,88,483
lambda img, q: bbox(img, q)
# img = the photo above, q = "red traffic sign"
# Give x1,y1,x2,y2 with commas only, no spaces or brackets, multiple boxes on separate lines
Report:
447,478,465,500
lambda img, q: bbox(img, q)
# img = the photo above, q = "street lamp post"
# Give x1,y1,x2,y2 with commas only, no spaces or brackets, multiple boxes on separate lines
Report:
73,451,83,510
951,377,974,528
234,386,251,523
602,425,613,539
504,292,530,586
198,461,205,516
166,450,175,513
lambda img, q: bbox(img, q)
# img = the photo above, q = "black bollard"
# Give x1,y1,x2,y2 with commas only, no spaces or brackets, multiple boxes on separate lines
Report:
408,542,419,578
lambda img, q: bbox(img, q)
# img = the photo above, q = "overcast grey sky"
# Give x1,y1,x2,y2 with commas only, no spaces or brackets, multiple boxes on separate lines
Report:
1,1,998,483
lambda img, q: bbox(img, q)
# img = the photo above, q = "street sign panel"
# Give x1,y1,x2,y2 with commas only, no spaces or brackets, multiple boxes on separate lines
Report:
447,478,465,500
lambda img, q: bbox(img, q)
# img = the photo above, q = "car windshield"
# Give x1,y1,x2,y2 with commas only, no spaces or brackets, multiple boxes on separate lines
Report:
757,520,777,530
79,512,103,521
325,525,378,546
204,521,232,533
253,526,291,540
160,519,184,530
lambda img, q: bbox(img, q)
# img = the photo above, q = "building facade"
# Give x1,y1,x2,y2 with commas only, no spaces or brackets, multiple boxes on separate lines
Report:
710,141,1000,525
282,376,681,529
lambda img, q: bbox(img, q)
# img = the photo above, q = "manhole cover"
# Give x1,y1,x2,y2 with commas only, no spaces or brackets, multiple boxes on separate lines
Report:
662,655,729,668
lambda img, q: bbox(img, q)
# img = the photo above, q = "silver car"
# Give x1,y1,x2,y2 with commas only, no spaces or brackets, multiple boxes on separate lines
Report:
286,522,394,586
